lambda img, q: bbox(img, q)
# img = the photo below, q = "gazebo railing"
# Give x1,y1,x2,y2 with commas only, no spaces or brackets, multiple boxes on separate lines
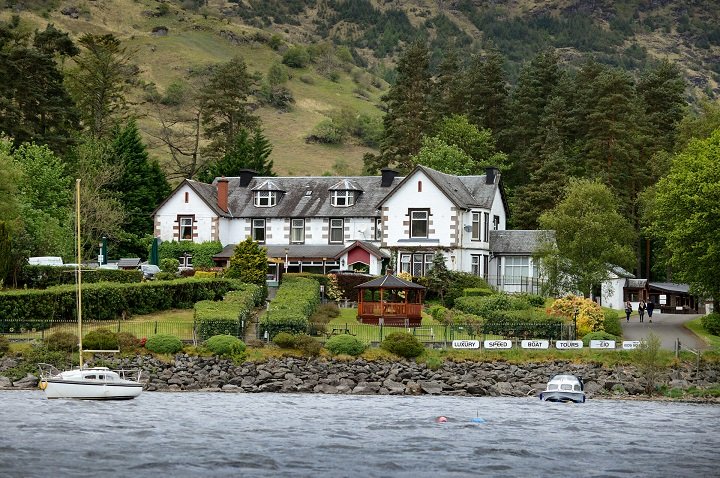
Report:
358,302,423,318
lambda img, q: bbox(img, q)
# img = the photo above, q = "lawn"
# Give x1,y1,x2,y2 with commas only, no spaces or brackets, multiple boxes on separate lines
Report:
685,317,720,350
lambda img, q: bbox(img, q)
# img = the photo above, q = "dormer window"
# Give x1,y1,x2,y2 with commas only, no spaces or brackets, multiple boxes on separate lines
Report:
254,190,277,207
331,190,354,207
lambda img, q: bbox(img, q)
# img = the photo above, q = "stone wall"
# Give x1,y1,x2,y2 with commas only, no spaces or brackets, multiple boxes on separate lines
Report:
3,354,718,398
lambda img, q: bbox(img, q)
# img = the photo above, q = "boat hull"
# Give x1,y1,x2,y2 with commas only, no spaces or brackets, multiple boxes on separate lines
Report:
539,391,586,403
43,380,142,400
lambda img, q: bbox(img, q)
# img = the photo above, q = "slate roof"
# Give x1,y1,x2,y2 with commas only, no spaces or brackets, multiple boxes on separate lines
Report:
117,258,141,268
337,240,390,259
213,243,349,260
627,279,648,288
207,175,403,219
355,274,426,290
489,230,555,255
649,282,690,294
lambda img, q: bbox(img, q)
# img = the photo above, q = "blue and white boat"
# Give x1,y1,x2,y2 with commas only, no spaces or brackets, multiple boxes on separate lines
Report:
539,374,586,403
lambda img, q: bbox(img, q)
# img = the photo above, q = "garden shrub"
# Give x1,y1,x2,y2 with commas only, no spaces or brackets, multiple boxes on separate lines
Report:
18,265,142,289
205,334,246,356
454,293,530,319
549,295,605,337
316,303,340,318
325,334,365,356
517,293,546,307
463,288,494,298
581,331,620,346
603,309,622,337
194,284,265,340
273,332,296,348
145,334,183,354
158,241,223,269
83,329,118,351
445,272,491,308
45,332,78,353
160,258,180,273
701,313,720,336
261,277,319,338
116,332,141,352
294,334,322,356
0,335,9,355
2,345,66,381
381,332,424,359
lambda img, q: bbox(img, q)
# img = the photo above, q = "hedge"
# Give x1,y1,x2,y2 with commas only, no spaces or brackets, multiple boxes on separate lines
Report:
194,284,264,340
157,241,223,269
0,278,248,332
18,265,142,289
260,277,320,339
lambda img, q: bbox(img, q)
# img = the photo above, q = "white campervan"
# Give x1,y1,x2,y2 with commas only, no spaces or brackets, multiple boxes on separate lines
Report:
28,257,64,266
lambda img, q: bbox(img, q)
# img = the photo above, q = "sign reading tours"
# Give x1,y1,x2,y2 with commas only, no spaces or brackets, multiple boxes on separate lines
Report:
555,340,583,349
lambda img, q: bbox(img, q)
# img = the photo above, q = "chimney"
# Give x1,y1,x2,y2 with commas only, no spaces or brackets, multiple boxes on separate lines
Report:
217,177,229,212
238,169,257,187
485,167,499,185
381,168,399,187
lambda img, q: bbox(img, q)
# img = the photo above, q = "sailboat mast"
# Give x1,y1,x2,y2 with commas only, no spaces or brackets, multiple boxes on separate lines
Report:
76,179,83,369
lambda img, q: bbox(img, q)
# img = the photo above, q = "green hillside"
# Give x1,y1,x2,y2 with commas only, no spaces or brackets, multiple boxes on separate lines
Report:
2,0,719,177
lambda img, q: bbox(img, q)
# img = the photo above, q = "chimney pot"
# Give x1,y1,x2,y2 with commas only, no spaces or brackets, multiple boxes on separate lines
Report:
381,168,399,187
485,167,498,185
238,169,257,187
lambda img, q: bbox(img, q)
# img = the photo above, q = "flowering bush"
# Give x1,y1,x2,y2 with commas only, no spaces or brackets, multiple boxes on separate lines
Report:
548,295,605,337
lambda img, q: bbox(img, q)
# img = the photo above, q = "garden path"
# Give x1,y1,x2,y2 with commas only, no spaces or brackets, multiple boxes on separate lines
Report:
620,313,706,351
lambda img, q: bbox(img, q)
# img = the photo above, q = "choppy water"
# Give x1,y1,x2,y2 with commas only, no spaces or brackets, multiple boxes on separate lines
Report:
0,391,717,477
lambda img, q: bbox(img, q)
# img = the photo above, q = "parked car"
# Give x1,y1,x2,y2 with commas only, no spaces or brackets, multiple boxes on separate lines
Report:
140,264,160,280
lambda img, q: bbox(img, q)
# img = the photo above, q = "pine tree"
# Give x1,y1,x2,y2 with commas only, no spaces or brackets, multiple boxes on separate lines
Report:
636,60,686,155
199,56,259,159
198,128,274,182
111,120,170,256
464,47,510,136
430,49,465,121
376,41,433,173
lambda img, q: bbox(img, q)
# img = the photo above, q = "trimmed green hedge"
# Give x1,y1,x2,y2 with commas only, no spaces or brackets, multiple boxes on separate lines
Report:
701,313,720,336
260,277,320,339
0,278,248,332
146,334,184,354
158,241,223,269
18,265,142,289
204,334,246,356
194,284,264,340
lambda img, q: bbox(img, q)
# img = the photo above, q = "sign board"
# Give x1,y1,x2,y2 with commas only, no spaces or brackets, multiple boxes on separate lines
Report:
555,340,583,349
590,340,616,349
483,340,512,349
452,340,479,349
622,341,641,350
521,340,549,349
659,294,667,305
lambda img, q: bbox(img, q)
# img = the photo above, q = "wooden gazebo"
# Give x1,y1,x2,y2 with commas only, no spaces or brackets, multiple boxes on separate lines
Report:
355,273,426,327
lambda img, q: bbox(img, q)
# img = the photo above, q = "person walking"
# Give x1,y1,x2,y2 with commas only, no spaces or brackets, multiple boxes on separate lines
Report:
638,300,646,323
647,300,655,323
625,301,632,322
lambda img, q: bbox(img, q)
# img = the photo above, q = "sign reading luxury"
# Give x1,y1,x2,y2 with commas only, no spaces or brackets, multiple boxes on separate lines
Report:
451,340,480,349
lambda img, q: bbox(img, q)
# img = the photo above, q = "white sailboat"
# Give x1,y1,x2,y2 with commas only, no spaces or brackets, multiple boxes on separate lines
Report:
38,179,143,400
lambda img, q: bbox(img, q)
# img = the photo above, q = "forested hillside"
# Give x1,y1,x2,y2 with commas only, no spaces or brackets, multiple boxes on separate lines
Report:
1,0,719,289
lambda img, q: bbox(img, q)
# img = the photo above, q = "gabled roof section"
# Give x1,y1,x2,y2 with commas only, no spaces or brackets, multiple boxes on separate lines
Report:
215,175,402,218
336,240,390,260
329,179,363,191
152,179,228,218
376,165,501,210
355,273,426,290
251,179,285,192
489,230,555,255
649,282,690,294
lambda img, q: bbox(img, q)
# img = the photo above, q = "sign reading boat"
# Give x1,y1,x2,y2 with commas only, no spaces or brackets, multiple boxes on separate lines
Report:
484,340,512,349
555,340,583,349
521,340,549,349
452,340,479,349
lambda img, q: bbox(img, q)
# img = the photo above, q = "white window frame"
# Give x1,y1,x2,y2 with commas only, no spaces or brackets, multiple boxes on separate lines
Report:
375,218,382,241
331,190,354,207
400,254,411,274
471,255,481,276
505,256,530,285
290,219,305,244
483,212,490,242
471,212,480,241
179,254,193,268
329,218,344,243
493,215,500,231
254,191,277,207
252,219,266,243
409,209,429,239
179,216,193,241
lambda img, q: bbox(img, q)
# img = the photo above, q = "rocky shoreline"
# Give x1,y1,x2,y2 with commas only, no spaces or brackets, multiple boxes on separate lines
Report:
2,354,719,401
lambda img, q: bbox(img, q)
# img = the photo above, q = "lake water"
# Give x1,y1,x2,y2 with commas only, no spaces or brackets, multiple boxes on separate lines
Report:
1,391,717,477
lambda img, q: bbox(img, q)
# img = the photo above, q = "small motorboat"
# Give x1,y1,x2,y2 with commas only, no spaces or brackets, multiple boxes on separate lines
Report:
38,364,143,400
539,374,586,403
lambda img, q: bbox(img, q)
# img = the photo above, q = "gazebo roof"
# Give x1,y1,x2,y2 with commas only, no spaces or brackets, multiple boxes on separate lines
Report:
355,274,426,290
